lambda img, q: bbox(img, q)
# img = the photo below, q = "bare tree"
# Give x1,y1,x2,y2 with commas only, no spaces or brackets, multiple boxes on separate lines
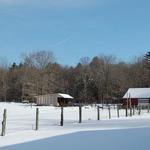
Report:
23,50,55,70
0,58,8,102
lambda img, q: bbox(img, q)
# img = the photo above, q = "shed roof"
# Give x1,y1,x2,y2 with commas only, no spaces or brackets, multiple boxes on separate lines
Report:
58,93,73,99
123,88,150,99
35,93,73,99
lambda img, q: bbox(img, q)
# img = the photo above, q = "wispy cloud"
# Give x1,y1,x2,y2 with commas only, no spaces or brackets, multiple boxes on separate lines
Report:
0,0,19,5
0,0,110,8
0,0,95,6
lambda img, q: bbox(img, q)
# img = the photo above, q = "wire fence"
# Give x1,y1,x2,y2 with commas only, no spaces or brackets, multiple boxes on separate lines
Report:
0,103,150,136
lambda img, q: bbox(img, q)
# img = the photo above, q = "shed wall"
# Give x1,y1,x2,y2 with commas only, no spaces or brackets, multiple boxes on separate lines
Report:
123,98,150,107
36,94,58,106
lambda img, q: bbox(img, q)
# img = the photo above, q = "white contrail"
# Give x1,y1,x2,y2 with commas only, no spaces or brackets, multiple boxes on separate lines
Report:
50,36,73,48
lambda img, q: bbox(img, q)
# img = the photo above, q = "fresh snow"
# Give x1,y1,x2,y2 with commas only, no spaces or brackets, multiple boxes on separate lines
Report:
1,128,150,150
58,93,73,99
0,102,150,150
123,88,150,98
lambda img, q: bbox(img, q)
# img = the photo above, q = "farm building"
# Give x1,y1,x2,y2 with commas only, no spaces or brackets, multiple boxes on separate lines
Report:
123,88,150,107
35,93,73,106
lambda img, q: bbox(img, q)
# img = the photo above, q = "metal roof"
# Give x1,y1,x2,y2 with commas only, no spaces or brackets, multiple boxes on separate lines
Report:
35,93,73,99
58,93,73,99
123,88,150,99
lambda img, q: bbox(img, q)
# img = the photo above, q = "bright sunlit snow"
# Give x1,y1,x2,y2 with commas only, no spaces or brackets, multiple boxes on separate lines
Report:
0,102,150,150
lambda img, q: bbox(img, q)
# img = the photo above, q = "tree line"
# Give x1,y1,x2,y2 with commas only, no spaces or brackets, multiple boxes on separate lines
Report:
0,51,149,104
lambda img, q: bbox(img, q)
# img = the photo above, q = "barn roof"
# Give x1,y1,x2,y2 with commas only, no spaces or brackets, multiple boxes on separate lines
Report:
58,93,73,99
123,88,150,99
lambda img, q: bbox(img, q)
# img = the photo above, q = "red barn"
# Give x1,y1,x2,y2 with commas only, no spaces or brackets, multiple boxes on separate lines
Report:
123,88,150,107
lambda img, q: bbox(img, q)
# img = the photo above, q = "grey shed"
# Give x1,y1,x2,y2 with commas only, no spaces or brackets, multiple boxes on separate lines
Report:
35,93,73,106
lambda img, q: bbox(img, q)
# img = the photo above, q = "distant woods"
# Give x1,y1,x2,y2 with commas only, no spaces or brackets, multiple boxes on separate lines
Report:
0,51,149,104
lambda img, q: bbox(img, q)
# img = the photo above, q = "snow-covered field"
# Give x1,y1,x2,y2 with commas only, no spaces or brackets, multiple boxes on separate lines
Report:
0,102,150,150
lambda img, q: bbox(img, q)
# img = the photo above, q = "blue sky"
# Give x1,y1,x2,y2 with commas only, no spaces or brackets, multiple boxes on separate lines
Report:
0,0,149,65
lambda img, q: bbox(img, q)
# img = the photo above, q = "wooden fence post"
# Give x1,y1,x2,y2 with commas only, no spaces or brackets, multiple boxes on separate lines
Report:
138,106,141,115
60,106,64,126
97,106,100,120
35,108,39,130
1,109,7,136
125,107,128,117
108,106,111,119
133,105,135,115
79,106,82,123
114,104,115,109
148,104,150,113
117,105,120,118
130,107,132,117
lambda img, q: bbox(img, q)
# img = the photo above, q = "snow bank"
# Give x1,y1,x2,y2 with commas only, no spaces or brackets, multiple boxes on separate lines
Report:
1,128,150,150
